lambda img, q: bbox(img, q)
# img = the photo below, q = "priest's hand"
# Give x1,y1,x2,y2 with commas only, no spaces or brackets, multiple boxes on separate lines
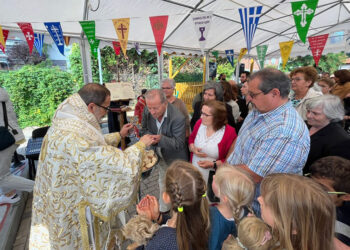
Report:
120,123,133,138
139,134,154,147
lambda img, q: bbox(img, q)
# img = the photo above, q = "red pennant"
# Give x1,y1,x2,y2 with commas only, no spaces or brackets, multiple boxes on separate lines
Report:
308,34,329,66
0,29,9,54
112,41,121,56
17,22,34,54
149,16,168,56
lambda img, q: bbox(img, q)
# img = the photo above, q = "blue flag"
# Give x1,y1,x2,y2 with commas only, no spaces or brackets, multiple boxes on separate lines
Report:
239,6,263,52
225,49,234,67
44,22,64,55
34,33,44,56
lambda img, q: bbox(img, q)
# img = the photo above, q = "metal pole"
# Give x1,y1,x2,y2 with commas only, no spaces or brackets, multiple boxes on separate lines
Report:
157,51,164,86
97,48,103,84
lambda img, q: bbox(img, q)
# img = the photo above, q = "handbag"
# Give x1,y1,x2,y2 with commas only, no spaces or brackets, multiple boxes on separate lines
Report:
207,170,220,203
0,102,15,150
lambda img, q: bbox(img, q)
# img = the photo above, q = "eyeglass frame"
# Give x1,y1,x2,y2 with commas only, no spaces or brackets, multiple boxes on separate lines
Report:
94,103,111,112
200,111,213,117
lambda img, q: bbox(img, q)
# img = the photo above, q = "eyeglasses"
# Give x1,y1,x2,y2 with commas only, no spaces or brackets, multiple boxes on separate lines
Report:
200,111,213,117
248,91,264,98
94,103,111,112
161,87,173,90
291,77,304,82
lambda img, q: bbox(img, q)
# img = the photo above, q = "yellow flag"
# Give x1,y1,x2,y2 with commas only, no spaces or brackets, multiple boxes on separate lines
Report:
112,18,130,57
279,41,294,69
238,48,248,62
0,25,5,50
250,58,254,73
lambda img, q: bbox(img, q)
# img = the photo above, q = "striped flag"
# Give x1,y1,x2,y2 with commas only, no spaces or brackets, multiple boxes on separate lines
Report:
239,6,263,52
34,33,44,56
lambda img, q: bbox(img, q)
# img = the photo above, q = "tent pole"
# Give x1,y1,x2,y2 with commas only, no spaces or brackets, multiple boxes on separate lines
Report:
97,48,103,84
80,39,93,84
205,52,209,82
157,51,164,85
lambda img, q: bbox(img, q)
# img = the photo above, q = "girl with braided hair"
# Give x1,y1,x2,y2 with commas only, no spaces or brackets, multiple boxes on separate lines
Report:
125,160,210,250
209,165,255,250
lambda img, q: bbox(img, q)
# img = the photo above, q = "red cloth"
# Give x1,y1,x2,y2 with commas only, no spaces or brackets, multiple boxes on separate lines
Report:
188,119,237,162
134,96,146,123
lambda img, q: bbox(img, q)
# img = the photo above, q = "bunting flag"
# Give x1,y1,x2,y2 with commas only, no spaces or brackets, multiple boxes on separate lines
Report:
79,21,98,58
238,48,248,62
308,34,328,66
149,16,168,56
212,51,219,60
292,0,318,43
44,22,64,55
112,41,121,56
0,25,5,49
34,33,44,56
64,36,70,46
112,18,130,57
239,6,263,52
17,22,34,54
192,12,213,55
256,45,268,68
225,49,234,67
279,41,294,69
134,42,141,55
250,58,254,73
0,28,9,53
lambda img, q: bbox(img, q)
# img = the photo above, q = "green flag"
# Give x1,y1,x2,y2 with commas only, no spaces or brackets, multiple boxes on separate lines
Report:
256,45,268,69
212,51,219,60
291,0,318,43
79,21,99,58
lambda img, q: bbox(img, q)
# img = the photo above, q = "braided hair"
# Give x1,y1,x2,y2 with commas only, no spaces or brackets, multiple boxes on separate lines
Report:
165,161,210,250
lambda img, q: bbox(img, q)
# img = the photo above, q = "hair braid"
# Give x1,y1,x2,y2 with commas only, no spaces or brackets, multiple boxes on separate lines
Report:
169,182,183,210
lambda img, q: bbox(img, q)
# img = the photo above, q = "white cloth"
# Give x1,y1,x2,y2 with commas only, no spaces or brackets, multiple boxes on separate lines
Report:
192,124,225,182
227,100,240,123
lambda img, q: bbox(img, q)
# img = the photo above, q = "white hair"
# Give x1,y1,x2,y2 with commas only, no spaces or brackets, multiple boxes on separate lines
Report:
306,94,345,122
161,78,175,88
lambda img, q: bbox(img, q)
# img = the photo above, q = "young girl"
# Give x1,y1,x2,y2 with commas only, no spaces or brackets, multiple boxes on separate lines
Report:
209,165,255,250
258,173,335,250
123,160,210,250
222,216,274,250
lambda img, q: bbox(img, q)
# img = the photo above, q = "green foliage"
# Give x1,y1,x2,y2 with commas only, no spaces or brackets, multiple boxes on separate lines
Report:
1,65,75,127
68,43,84,89
217,62,236,79
174,72,202,82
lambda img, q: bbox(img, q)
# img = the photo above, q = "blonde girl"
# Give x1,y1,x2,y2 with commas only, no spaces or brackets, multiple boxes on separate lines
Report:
209,165,255,250
258,173,335,250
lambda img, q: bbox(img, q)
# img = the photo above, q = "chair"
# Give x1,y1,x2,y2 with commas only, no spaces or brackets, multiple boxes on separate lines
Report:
32,126,49,138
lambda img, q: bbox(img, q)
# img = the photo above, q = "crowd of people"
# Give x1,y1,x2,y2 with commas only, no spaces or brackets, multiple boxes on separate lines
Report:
1,66,350,250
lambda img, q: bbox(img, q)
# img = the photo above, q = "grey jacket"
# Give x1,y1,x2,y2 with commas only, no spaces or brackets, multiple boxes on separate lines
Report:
140,103,188,164
0,87,25,143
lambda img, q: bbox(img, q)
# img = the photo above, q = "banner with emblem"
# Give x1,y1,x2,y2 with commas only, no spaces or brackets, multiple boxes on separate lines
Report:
112,18,130,57
225,49,234,67
44,22,64,55
308,34,328,66
34,33,44,56
212,51,219,60
191,12,213,55
279,41,294,69
79,21,98,58
149,16,168,56
112,41,121,56
239,6,263,52
17,22,34,54
64,36,70,46
0,29,9,53
256,45,268,69
238,48,248,62
292,0,318,43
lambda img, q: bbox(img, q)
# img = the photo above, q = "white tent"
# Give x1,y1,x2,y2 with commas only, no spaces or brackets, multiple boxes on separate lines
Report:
1,0,349,81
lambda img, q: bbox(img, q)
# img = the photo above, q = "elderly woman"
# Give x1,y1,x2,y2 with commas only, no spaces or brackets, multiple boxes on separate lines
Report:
332,69,350,100
303,95,350,174
161,78,190,137
191,81,236,130
318,77,336,95
189,100,236,182
289,66,322,121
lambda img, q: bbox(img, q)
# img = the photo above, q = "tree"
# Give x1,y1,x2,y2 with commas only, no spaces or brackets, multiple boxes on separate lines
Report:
7,42,47,67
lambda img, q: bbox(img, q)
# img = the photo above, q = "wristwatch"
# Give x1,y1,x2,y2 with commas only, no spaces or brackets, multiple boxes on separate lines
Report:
213,160,217,170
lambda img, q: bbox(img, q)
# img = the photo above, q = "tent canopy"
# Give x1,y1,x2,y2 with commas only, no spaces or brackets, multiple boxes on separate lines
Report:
0,0,349,59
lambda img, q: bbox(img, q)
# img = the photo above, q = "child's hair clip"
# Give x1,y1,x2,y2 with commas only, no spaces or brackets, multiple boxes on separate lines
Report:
177,206,184,212
202,192,207,198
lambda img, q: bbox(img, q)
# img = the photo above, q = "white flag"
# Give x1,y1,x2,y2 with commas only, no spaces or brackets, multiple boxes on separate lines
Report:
192,12,213,55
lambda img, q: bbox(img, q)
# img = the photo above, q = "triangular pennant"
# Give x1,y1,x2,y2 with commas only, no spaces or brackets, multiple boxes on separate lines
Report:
44,22,64,56
191,12,213,55
0,25,5,49
64,36,71,46
238,48,248,62
0,29,9,53
239,6,263,52
279,41,294,69
112,18,130,57
34,33,44,56
17,22,34,54
91,39,100,58
250,58,254,73
134,42,141,55
225,49,234,67
149,16,168,56
256,45,268,69
112,41,121,56
292,0,318,43
308,34,328,66
212,51,219,60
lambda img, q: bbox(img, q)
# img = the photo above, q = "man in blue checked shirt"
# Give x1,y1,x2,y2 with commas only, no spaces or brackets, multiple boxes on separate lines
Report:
226,68,310,214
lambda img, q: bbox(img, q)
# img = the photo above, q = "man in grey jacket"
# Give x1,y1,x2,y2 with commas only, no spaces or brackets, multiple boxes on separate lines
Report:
140,89,188,212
